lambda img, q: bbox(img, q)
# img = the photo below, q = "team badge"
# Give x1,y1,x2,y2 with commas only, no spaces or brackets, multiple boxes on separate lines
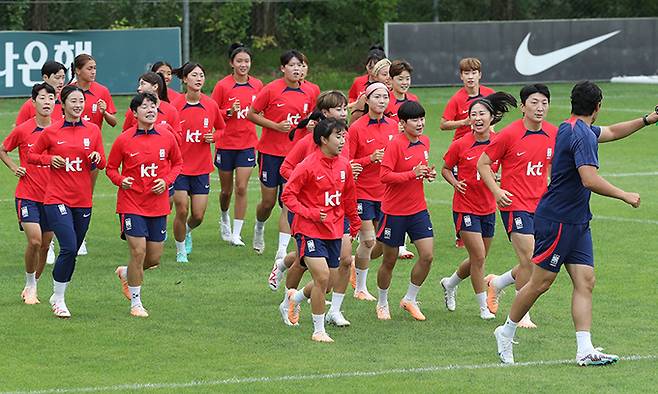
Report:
384,227,392,240
92,103,97,113
303,103,308,113
216,151,221,164
21,206,28,218
424,150,429,160
252,95,256,103
125,217,132,231
340,170,345,181
160,149,166,160
464,215,472,227
306,239,316,252
58,204,67,215
203,118,209,128
83,138,90,149
262,171,268,182
389,135,393,141
357,203,363,215
550,254,560,267
514,217,523,229
547,148,553,158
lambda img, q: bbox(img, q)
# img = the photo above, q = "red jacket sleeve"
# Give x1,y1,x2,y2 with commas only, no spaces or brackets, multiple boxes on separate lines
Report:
280,143,306,180
93,127,107,170
211,101,226,143
122,109,135,131
28,129,53,166
380,143,415,184
343,166,361,237
348,78,360,103
251,85,270,113
443,139,461,168
211,82,230,121
442,96,458,121
105,136,125,187
281,166,317,221
2,126,21,152
163,136,183,185
348,125,373,168
484,131,508,162
104,88,117,115
15,100,32,126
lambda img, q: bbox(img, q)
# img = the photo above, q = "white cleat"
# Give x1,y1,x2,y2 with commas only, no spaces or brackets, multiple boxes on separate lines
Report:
440,278,457,311
268,259,284,291
49,295,71,319
278,298,297,326
325,310,351,327
220,218,232,242
230,235,245,247
480,307,496,320
253,225,265,255
77,239,87,256
518,312,537,329
46,240,56,265
494,326,514,364
577,348,619,366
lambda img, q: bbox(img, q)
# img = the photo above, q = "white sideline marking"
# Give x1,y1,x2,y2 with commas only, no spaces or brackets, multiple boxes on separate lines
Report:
601,171,658,177
3,354,655,394
594,215,658,225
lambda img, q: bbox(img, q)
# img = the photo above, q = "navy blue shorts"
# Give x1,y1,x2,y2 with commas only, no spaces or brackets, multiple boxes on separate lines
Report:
287,210,295,227
15,198,50,232
501,210,535,239
343,217,350,235
120,213,167,242
174,173,210,195
453,212,495,238
295,235,341,268
532,216,594,273
168,184,174,198
376,210,433,247
357,199,383,222
258,153,285,188
215,148,256,171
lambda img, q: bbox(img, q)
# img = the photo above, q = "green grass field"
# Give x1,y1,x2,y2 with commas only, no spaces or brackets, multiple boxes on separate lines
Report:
1,82,657,393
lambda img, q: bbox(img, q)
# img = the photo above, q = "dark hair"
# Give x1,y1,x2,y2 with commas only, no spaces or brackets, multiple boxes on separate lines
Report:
280,50,303,66
520,83,551,104
41,61,66,78
129,92,158,112
31,82,56,100
228,42,252,61
313,118,347,146
70,53,95,83
570,81,603,116
398,101,425,121
60,85,85,105
365,45,386,68
469,92,517,125
139,71,169,102
172,62,206,79
389,60,413,78
151,61,173,73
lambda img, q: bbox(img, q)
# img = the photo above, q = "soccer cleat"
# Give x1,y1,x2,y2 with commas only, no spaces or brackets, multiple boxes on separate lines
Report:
376,304,391,320
21,287,40,305
268,258,284,291
480,307,496,320
253,225,265,255
185,231,193,254
49,295,71,319
77,239,88,256
176,252,189,263
130,305,149,318
115,266,130,300
230,235,245,247
287,289,300,325
311,332,334,343
400,299,426,321
455,237,464,248
354,290,376,301
494,326,514,364
220,218,232,242
577,348,619,366
518,312,537,329
46,240,55,264
398,245,415,259
278,299,297,326
325,310,351,327
440,277,457,311
485,274,502,315
349,258,356,289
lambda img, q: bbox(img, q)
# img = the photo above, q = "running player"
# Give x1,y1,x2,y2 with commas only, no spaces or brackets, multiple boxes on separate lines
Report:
171,62,225,263
375,101,436,321
299,53,321,99
350,59,392,125
28,85,106,318
1,83,56,304
211,43,263,247
348,82,398,301
122,72,180,132
494,81,650,366
477,84,558,328
15,61,66,126
348,45,386,105
107,92,183,317
247,50,316,257
282,118,361,342
385,60,418,121
151,61,182,103
440,92,516,320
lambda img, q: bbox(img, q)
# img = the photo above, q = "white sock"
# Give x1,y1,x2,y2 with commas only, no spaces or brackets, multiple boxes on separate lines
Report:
329,292,344,314
312,313,325,334
185,223,191,234
403,282,421,303
255,220,265,231
175,241,186,254
221,210,230,223
576,331,594,355
277,232,291,254
502,316,518,338
25,272,37,288
493,270,515,289
445,272,462,288
129,285,142,308
233,219,244,238
355,268,368,292
53,280,67,300
276,258,288,272
292,289,308,305
377,287,389,307
476,292,487,310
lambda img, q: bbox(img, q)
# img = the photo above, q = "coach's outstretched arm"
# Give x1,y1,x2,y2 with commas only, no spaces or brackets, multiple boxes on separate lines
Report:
598,107,658,142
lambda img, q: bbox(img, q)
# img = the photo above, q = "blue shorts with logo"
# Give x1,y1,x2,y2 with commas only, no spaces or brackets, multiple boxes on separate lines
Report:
453,212,495,238
357,199,383,222
120,213,167,242
500,210,535,239
376,210,433,247
258,153,285,188
532,216,593,273
174,173,210,195
215,148,256,171
295,234,341,268
15,198,50,232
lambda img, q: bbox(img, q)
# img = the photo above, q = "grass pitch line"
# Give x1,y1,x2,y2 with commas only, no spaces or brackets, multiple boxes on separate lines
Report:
3,354,656,394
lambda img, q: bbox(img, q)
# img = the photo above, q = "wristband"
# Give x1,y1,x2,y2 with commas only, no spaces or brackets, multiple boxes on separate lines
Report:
643,114,650,126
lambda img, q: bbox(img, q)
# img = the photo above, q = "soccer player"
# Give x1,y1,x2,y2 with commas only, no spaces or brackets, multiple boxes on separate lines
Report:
151,61,182,103
15,61,66,126
348,45,387,105
350,59,392,125
493,81,651,365
1,83,57,304
440,57,495,141
440,92,516,320
281,118,361,342
70,54,117,130
107,92,183,317
122,72,180,132
247,50,317,257
299,53,321,99
211,43,263,246
375,101,436,321
385,60,418,121
28,85,106,318
171,62,225,263
348,82,398,301
477,84,558,328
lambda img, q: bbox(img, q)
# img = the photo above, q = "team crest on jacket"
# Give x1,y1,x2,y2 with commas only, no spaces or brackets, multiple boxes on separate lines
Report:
203,118,209,128
160,149,166,160
424,150,429,160
340,170,345,181
83,138,90,149
547,148,553,158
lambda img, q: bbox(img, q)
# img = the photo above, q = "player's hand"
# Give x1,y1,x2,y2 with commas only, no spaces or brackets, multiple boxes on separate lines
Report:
370,148,385,163
51,155,65,169
231,99,241,113
319,210,327,221
121,176,134,190
350,162,363,180
14,166,26,177
152,179,166,194
88,151,101,164
97,99,107,114
425,165,437,182
453,179,467,194
622,192,640,208
306,119,317,133
495,188,514,208
413,164,429,178
276,120,292,132
463,118,474,128
203,132,214,143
